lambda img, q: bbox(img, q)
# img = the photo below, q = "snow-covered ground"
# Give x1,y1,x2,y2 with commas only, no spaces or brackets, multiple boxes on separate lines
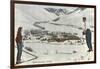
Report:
14,3,95,66
15,39,94,66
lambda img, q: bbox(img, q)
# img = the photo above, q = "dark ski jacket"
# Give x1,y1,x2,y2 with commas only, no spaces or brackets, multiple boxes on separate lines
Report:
16,32,22,43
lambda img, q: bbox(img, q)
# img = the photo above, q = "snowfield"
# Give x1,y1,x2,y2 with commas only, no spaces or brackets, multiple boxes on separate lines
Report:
15,39,94,65
14,3,95,66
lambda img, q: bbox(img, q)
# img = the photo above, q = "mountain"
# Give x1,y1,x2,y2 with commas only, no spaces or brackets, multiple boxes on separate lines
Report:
44,7,86,16
15,4,94,38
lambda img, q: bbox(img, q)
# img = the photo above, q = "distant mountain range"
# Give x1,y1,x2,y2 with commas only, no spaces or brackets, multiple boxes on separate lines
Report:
45,8,68,16
44,7,86,16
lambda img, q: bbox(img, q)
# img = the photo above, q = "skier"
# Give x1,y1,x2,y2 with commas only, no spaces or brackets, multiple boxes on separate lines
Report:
15,27,24,64
82,17,93,52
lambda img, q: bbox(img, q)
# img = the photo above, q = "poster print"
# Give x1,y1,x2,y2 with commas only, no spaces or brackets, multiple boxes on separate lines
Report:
11,0,96,69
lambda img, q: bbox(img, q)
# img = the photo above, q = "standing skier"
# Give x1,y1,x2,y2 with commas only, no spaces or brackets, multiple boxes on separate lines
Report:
16,27,23,64
82,17,93,52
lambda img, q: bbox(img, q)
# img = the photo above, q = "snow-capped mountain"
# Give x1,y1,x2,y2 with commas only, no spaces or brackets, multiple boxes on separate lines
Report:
15,4,94,42
44,7,86,16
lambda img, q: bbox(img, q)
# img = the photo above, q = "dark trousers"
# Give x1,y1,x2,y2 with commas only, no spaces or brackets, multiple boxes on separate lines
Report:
16,43,23,63
86,29,92,50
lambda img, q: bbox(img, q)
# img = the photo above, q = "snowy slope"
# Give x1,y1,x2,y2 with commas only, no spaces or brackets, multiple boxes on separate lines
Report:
15,4,57,35
15,4,94,36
